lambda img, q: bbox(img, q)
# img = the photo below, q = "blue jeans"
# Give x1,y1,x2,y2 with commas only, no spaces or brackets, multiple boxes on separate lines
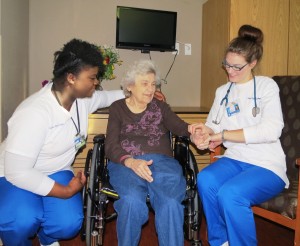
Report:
0,170,83,246
197,157,285,246
108,154,186,246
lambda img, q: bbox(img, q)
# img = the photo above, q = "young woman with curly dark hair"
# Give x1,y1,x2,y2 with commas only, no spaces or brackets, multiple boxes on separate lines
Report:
0,39,124,246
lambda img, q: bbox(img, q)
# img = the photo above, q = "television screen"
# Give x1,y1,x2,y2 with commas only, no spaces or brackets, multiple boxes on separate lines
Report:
116,6,177,52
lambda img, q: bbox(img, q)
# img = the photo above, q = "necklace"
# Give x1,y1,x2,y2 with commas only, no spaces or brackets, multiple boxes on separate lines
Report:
52,88,81,134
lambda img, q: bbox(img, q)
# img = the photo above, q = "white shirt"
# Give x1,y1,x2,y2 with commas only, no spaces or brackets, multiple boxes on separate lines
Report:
206,76,289,187
0,81,124,195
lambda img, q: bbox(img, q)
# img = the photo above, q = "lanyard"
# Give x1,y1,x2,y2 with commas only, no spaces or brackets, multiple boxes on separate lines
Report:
71,100,80,134
53,89,80,134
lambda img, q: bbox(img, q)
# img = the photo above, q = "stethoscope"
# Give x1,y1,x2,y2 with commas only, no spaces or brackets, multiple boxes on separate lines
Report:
212,76,260,125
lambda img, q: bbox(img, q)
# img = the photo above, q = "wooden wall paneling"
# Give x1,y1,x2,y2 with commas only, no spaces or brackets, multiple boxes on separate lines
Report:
200,0,230,109
288,0,300,75
87,113,109,135
230,0,289,77
201,0,292,108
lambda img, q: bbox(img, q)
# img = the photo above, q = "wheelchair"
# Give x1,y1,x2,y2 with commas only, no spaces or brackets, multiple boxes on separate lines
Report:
81,134,202,246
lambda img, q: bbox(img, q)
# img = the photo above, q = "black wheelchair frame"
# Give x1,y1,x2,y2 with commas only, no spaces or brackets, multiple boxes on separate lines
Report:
81,134,202,246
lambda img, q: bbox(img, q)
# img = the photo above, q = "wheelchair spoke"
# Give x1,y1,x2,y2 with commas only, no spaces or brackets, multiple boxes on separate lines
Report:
82,137,112,246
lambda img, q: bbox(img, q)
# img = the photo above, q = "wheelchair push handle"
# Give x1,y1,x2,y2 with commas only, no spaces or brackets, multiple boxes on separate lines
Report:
93,134,105,144
174,135,190,145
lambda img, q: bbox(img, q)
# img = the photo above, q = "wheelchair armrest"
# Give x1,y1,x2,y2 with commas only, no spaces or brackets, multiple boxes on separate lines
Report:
185,165,196,188
93,134,105,144
175,135,190,145
173,135,190,166
173,135,197,190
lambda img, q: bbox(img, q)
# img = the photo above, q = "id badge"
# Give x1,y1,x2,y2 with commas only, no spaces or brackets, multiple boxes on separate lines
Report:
74,133,86,151
226,102,240,117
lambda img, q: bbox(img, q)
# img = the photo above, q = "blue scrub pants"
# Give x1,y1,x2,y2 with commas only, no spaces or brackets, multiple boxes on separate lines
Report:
197,157,285,246
108,154,186,246
0,170,83,246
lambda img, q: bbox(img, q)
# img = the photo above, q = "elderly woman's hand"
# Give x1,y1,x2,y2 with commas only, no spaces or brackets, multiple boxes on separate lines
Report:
189,123,209,150
124,158,153,182
189,123,217,150
194,133,211,150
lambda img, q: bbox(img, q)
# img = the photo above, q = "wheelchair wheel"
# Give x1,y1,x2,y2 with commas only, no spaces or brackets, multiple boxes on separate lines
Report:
83,136,108,246
183,150,202,246
174,136,202,246
80,148,93,241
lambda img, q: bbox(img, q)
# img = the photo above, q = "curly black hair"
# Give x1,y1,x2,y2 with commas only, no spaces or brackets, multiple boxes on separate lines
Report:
52,39,104,86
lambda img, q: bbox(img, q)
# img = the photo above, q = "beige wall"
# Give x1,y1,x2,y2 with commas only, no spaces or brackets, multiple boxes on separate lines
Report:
29,0,206,107
0,0,29,140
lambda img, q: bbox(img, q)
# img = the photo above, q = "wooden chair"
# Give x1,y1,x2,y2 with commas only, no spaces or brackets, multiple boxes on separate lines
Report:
210,76,300,245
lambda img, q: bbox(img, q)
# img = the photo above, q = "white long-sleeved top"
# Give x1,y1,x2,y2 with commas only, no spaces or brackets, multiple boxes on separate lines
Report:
0,81,124,195
206,76,289,187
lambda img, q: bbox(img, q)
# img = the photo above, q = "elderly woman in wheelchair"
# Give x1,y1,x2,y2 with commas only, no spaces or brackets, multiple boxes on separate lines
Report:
103,59,200,246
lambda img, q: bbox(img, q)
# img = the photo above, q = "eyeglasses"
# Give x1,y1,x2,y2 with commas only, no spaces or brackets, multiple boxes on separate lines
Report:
222,60,248,71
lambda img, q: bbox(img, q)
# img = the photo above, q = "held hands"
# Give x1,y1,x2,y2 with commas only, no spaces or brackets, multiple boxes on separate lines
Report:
124,158,154,182
208,132,224,151
189,123,222,151
207,140,223,151
189,123,211,150
194,131,211,150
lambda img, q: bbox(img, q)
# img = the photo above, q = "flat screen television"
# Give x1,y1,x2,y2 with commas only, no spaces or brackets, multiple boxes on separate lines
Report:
116,6,177,53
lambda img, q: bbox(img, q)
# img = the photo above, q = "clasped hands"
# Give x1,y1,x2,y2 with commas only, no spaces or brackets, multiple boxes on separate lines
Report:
188,123,222,151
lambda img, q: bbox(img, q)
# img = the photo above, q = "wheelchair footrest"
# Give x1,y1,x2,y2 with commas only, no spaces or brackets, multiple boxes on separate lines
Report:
100,187,120,199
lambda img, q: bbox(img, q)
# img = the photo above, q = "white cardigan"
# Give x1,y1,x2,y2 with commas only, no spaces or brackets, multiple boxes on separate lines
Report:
206,76,289,187
0,82,124,195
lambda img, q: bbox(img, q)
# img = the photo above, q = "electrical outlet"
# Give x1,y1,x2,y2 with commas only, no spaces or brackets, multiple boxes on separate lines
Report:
172,42,179,55
185,43,191,55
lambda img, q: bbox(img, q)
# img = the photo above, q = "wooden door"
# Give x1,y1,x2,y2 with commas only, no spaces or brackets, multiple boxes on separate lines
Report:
201,0,230,109
201,0,290,109
230,0,289,76
288,0,300,75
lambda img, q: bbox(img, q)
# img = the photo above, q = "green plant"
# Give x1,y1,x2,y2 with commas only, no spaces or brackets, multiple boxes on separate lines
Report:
99,46,122,80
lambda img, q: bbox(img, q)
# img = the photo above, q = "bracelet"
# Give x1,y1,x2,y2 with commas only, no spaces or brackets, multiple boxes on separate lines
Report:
221,129,227,141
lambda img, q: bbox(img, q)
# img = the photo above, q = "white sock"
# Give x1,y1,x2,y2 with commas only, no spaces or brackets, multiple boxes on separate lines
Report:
221,241,229,246
40,242,60,246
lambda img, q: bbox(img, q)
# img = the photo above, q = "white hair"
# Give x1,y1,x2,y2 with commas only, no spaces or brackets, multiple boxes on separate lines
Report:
121,60,161,97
